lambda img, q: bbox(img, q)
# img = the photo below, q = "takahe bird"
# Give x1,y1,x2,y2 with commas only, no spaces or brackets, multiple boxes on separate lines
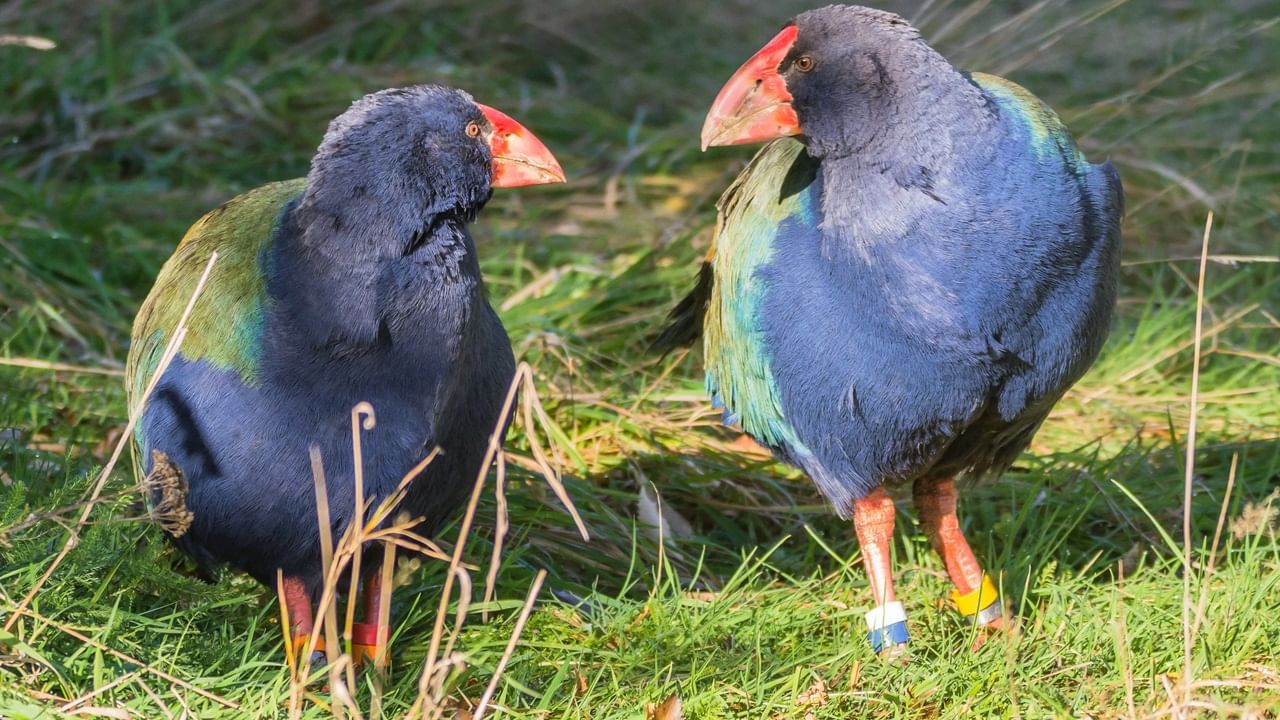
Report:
126,85,564,662
657,5,1121,655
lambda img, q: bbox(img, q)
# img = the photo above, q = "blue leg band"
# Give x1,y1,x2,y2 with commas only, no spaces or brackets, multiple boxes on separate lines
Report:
867,620,910,652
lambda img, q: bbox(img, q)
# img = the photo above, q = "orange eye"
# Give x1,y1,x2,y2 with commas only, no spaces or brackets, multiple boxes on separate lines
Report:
795,55,814,72
465,121,481,138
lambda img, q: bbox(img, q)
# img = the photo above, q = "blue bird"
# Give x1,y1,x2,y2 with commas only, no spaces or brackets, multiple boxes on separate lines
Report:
657,5,1122,656
126,85,564,663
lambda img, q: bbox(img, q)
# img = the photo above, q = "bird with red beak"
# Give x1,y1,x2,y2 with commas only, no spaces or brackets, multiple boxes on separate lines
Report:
659,5,1122,659
128,85,564,667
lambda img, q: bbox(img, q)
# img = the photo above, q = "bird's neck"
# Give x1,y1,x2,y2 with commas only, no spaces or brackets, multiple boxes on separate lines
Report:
270,198,483,349
814,72,997,250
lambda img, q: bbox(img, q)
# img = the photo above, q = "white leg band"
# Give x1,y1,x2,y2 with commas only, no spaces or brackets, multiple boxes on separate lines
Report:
864,601,907,630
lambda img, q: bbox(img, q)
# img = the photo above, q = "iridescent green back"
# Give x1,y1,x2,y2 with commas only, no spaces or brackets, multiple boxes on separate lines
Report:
125,179,305,427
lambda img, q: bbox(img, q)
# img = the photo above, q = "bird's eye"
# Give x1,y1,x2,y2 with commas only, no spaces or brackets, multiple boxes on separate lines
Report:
465,121,481,138
795,55,815,72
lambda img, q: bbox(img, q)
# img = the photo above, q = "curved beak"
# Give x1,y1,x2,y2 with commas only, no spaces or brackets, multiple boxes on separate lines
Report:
477,103,566,188
700,24,801,150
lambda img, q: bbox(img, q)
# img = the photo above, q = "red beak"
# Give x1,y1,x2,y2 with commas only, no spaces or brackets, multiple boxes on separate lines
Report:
700,25,802,150
477,103,566,188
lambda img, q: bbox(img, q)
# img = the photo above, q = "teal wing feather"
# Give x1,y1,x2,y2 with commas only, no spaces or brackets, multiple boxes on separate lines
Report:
969,72,1089,172
703,138,817,451
125,179,305,443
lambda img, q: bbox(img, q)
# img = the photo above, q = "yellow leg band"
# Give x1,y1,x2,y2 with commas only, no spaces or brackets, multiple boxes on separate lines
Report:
950,573,1000,617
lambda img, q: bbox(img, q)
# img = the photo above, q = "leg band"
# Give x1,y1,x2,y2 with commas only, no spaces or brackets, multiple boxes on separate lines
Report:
950,573,1001,622
351,622,390,667
865,601,910,652
972,598,1004,626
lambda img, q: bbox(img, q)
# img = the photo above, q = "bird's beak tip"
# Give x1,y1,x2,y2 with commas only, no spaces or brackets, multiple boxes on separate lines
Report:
476,102,565,189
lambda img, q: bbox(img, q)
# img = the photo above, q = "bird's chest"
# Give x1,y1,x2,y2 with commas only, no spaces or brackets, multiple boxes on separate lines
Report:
242,275,481,474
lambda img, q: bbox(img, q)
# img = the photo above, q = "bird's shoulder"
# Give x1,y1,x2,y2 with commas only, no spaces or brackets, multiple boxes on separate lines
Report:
126,178,306,413
966,71,1091,168
968,71,1124,230
715,138,818,235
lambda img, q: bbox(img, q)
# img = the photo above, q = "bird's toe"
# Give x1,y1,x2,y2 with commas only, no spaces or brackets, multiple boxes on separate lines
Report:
878,641,910,665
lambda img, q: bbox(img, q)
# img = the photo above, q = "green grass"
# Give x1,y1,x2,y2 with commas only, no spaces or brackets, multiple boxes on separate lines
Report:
2,0,1278,717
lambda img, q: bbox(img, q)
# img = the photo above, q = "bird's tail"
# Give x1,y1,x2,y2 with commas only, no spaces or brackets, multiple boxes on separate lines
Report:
650,261,714,355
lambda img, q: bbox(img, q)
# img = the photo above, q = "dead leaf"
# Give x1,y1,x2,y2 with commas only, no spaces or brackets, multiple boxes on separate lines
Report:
645,692,683,720
797,678,828,708
1231,490,1279,539
637,482,694,548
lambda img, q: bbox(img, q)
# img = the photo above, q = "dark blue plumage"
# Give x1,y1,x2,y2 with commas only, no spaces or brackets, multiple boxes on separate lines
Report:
657,5,1122,652
757,85,1121,513
143,203,514,594
127,86,563,654
661,6,1122,515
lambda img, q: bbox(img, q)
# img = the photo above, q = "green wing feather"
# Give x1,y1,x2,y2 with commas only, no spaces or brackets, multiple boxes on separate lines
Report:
125,179,305,424
969,72,1088,172
703,138,814,450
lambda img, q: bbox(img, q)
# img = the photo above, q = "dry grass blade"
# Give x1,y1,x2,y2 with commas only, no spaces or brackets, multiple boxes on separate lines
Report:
308,447,348,719
0,33,56,49
483,450,510,623
438,565,474,682
2,252,218,634
59,670,141,712
344,402,377,697
287,409,455,718
0,357,123,375
368,539,396,720
414,365,526,719
136,678,175,720
0,488,139,540
420,366,516,674
374,540,395,672
473,569,548,720
1181,212,1213,711
1190,453,1238,643
519,371,590,541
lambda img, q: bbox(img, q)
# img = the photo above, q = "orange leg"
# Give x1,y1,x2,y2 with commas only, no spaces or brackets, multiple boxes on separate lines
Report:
914,477,1003,628
352,565,390,668
853,486,909,654
282,575,324,657
361,568,384,626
